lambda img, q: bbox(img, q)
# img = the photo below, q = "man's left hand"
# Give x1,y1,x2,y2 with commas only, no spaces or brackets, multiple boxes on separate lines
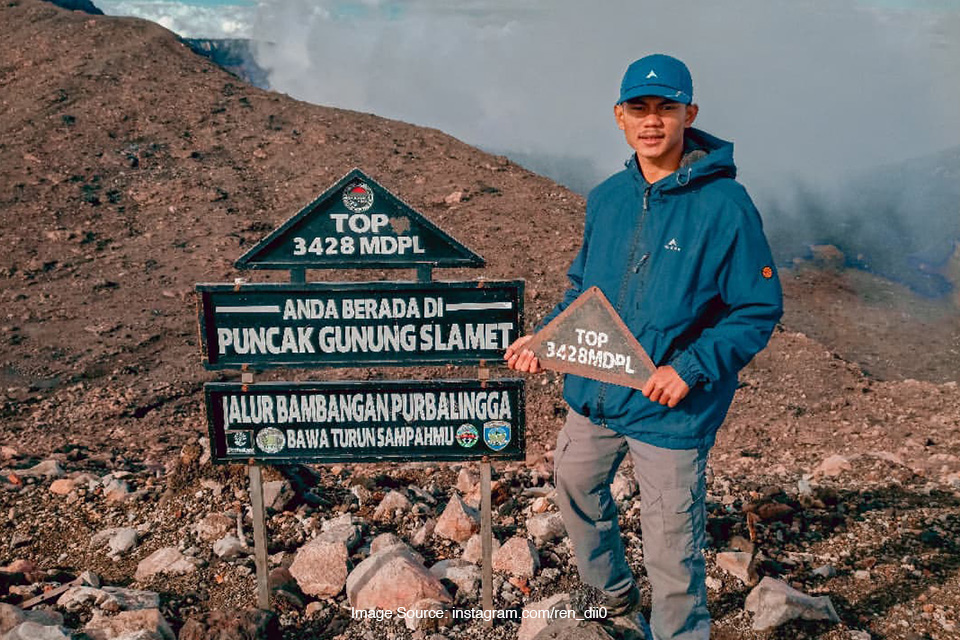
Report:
641,366,690,408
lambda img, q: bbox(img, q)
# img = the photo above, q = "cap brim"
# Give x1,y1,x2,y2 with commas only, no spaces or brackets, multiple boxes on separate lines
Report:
617,85,692,105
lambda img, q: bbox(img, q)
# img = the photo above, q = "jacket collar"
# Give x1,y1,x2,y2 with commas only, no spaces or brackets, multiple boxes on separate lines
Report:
626,127,737,192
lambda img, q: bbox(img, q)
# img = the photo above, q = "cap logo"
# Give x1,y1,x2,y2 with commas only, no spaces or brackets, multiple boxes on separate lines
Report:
646,70,658,79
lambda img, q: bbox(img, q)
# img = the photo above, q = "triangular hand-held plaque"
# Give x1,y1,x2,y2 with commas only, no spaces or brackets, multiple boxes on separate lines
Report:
526,287,656,390
235,168,484,270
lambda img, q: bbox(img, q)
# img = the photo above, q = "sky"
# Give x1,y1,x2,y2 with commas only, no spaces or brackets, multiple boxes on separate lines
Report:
96,0,960,191
96,0,960,291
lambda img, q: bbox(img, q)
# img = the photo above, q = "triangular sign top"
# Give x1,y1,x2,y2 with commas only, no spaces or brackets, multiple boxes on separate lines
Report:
525,286,656,390
235,168,485,270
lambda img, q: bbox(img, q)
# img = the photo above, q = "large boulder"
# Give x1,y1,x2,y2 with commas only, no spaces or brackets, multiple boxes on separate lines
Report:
346,547,452,611
429,559,481,596
1,622,72,640
289,539,348,598
0,604,64,634
434,494,479,543
526,513,566,546
372,490,412,523
519,593,572,640
134,548,200,581
493,537,540,577
745,577,840,630
83,609,174,640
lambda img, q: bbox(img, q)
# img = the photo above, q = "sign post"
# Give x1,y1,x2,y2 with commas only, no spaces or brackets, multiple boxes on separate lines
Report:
196,169,524,618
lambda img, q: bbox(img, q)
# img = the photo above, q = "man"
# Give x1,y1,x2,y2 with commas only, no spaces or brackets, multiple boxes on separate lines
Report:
505,54,783,639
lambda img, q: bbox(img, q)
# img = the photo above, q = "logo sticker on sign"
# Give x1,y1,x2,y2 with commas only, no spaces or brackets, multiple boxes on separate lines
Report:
342,180,374,213
256,427,286,454
483,420,511,451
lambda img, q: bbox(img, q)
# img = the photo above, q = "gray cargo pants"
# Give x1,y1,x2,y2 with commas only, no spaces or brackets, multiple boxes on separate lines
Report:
554,410,710,640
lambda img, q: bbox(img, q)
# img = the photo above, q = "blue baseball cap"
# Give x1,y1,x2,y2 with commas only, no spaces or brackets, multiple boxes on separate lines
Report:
618,54,693,105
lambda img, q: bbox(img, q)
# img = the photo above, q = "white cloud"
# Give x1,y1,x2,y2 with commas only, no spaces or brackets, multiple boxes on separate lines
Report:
97,0,256,39
249,0,960,196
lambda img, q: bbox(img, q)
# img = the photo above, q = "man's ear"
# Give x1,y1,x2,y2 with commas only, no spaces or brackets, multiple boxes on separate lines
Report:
684,103,699,128
614,104,625,130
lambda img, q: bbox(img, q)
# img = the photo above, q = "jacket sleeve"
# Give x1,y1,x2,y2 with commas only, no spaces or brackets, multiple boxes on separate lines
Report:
668,200,783,388
535,201,594,332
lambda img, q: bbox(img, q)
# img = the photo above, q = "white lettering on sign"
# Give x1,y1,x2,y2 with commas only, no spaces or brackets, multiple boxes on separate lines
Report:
292,236,356,256
543,327,636,375
330,213,390,234
217,320,510,358
283,298,339,320
419,322,513,351
221,390,513,427
358,235,425,255
218,327,316,355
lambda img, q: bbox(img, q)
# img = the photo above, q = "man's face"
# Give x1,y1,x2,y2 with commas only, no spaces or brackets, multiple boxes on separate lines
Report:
614,96,698,166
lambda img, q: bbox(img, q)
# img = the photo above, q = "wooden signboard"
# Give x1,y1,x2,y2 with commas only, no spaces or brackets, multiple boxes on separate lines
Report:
196,280,523,370
526,286,656,389
206,379,525,463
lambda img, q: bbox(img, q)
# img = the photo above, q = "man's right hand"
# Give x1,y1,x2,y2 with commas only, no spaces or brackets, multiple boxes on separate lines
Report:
504,335,543,373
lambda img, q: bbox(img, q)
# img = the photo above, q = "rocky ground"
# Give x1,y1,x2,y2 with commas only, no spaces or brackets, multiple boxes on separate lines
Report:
1,1,959,639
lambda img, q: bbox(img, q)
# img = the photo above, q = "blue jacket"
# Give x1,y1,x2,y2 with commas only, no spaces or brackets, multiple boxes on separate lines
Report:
541,128,783,450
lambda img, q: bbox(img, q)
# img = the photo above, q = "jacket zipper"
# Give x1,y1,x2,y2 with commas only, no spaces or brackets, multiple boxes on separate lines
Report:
596,186,651,421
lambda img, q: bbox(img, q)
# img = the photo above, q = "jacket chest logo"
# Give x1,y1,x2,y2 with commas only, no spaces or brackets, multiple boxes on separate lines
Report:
664,238,682,252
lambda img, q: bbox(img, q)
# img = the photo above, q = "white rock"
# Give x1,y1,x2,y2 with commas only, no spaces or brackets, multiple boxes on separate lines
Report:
194,513,235,542
134,548,200,582
347,547,452,611
318,514,361,550
429,559,481,596
262,480,293,512
456,468,478,494
716,551,759,586
57,586,103,612
462,534,500,564
91,527,137,556
100,528,138,557
434,494,479,543
373,490,412,522
492,537,539,577
49,478,77,495
84,608,174,640
15,460,64,479
531,497,552,513
744,577,840,630
289,539,348,598
213,536,246,559
526,513,565,546
103,477,131,503
812,455,852,478
812,564,836,578
97,587,161,612
401,598,452,632
0,604,63,633
411,519,436,546
518,593,572,640
611,471,638,501
2,622,72,640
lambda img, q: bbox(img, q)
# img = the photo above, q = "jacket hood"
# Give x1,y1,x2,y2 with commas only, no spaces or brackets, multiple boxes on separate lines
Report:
626,127,736,191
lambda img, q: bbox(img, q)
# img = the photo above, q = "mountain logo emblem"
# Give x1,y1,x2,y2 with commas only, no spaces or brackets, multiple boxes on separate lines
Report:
342,180,374,213
646,70,658,79
665,238,681,252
